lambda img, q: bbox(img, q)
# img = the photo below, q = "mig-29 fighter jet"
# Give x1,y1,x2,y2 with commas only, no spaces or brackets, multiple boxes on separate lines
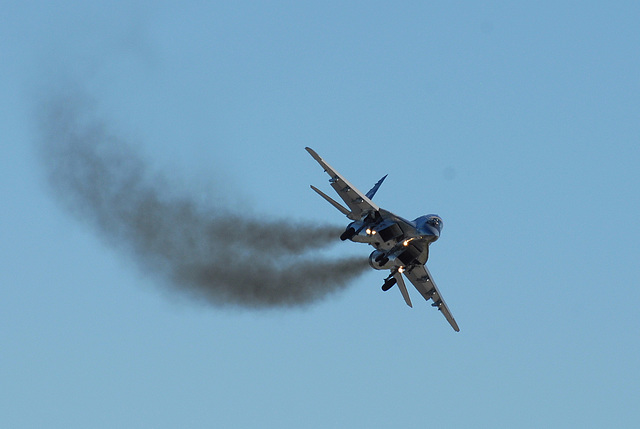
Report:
306,147,459,332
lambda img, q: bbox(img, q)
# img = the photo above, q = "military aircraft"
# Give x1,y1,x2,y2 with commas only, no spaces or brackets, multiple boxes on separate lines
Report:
306,147,460,332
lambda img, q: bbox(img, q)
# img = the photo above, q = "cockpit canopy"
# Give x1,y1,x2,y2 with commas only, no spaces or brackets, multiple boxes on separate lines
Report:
426,215,443,229
414,214,443,235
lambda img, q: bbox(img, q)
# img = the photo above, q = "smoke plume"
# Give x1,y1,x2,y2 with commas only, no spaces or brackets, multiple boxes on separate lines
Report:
35,89,368,308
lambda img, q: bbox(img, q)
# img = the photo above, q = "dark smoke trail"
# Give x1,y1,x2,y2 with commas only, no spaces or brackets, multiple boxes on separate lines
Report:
34,89,368,308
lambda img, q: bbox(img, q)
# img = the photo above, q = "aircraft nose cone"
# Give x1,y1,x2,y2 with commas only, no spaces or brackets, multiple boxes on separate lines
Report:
416,218,441,242
424,225,439,242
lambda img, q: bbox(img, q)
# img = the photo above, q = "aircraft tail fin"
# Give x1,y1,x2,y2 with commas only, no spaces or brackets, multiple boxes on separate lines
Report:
366,175,387,199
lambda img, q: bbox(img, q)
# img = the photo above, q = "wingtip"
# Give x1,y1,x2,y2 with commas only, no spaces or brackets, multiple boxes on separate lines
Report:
305,147,323,164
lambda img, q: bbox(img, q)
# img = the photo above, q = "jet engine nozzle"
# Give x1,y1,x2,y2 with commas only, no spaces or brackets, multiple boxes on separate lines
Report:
369,250,394,270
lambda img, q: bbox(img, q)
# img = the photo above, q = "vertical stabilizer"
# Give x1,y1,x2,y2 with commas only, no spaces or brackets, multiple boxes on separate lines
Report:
366,175,388,199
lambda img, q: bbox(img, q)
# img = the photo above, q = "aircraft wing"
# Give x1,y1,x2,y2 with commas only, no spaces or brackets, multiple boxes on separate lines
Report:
306,147,379,220
404,264,460,332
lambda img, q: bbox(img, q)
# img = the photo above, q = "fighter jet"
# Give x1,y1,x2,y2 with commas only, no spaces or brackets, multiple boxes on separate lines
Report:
306,147,460,332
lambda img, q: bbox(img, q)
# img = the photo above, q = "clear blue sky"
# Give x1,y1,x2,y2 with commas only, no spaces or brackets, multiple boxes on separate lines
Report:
2,1,639,427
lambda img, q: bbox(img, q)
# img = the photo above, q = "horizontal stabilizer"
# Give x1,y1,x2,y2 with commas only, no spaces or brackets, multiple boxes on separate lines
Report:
310,185,351,217
394,272,413,308
366,175,388,199
305,147,380,220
